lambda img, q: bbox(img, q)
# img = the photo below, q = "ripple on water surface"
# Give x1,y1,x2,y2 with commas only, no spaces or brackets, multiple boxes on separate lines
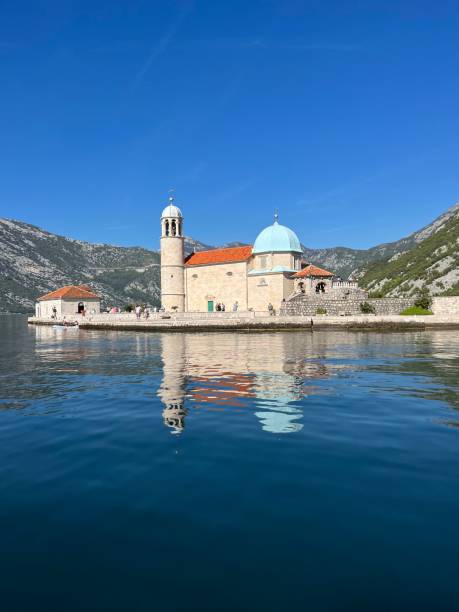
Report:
1,316,459,612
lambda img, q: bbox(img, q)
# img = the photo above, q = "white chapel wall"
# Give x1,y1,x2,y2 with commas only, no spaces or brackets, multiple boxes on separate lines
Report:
185,261,248,311
247,273,294,312
38,298,100,318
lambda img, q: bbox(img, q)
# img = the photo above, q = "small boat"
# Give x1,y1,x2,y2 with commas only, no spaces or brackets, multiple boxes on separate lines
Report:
52,322,79,329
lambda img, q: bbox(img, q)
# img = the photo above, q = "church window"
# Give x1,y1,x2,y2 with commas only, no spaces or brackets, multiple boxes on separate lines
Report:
165,220,170,236
171,220,176,236
315,281,326,293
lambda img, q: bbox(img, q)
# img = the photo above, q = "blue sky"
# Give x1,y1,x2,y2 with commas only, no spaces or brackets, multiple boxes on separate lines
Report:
1,0,458,251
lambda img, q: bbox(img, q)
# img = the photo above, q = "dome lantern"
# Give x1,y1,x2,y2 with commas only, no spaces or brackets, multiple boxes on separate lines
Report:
161,194,183,238
161,195,183,220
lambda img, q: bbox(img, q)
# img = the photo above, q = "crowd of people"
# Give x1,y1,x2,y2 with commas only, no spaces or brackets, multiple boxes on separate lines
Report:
104,304,156,318
101,301,278,316
215,301,239,312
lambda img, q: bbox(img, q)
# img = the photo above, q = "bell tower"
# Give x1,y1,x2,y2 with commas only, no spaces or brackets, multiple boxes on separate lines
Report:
160,195,185,312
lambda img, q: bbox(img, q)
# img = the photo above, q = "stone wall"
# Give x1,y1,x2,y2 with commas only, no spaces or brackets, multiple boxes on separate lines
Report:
161,235,185,312
432,296,459,315
328,287,368,300
247,272,294,313
280,295,414,316
292,280,367,301
185,260,249,312
36,298,100,318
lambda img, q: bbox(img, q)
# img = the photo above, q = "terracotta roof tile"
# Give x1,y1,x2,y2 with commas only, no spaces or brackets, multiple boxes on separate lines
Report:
38,285,100,301
185,245,252,266
293,264,334,278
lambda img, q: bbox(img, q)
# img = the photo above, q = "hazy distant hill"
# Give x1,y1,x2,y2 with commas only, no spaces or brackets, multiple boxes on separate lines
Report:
0,219,160,313
302,203,459,280
183,238,248,254
1,203,458,312
356,204,459,297
183,236,213,255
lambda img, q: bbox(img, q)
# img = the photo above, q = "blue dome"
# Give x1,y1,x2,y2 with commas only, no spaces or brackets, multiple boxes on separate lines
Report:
253,221,302,254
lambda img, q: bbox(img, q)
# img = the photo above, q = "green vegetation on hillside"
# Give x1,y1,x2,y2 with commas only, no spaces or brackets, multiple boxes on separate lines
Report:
0,219,161,312
359,213,459,297
441,282,459,296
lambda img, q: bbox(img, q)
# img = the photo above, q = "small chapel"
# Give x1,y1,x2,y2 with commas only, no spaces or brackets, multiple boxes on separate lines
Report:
160,196,360,313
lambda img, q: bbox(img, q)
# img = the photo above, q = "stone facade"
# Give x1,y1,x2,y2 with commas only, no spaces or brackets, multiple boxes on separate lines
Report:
29,311,459,334
160,201,366,314
432,296,459,315
281,295,414,316
160,201,185,312
247,272,294,313
185,261,249,312
36,297,100,318
249,252,301,274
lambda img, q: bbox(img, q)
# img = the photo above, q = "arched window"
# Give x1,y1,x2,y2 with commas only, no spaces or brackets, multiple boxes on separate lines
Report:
171,220,176,236
315,281,326,294
165,220,170,236
177,221,182,236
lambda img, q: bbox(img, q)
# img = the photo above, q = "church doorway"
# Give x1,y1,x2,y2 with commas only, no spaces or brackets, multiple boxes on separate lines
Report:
207,300,214,312
78,301,85,313
315,282,326,294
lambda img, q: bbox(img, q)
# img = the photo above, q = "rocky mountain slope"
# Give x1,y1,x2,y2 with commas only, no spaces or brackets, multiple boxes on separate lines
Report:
302,203,459,279
1,203,458,312
0,219,160,313
356,204,459,297
183,236,213,256
183,237,248,255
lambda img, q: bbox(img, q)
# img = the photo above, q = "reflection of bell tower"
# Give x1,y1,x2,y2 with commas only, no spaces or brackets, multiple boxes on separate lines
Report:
160,194,185,312
157,334,188,434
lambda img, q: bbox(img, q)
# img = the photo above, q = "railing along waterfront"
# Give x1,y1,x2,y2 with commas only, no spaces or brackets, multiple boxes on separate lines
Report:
75,310,278,323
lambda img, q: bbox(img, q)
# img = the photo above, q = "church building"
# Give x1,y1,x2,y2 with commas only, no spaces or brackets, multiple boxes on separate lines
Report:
160,196,341,313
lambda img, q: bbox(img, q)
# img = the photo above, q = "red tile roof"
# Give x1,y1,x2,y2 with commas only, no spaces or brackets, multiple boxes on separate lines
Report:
293,264,334,278
185,245,252,266
38,285,100,301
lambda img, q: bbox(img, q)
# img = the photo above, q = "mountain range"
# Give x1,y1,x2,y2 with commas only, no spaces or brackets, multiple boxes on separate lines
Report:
0,203,458,312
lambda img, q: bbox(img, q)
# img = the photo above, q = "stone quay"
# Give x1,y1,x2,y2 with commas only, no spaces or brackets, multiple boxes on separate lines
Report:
28,305,459,334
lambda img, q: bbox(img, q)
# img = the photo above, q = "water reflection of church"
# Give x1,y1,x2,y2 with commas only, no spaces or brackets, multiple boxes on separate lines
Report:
157,333,333,435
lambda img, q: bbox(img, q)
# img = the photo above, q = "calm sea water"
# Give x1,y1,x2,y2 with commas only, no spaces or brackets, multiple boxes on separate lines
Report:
1,315,459,611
